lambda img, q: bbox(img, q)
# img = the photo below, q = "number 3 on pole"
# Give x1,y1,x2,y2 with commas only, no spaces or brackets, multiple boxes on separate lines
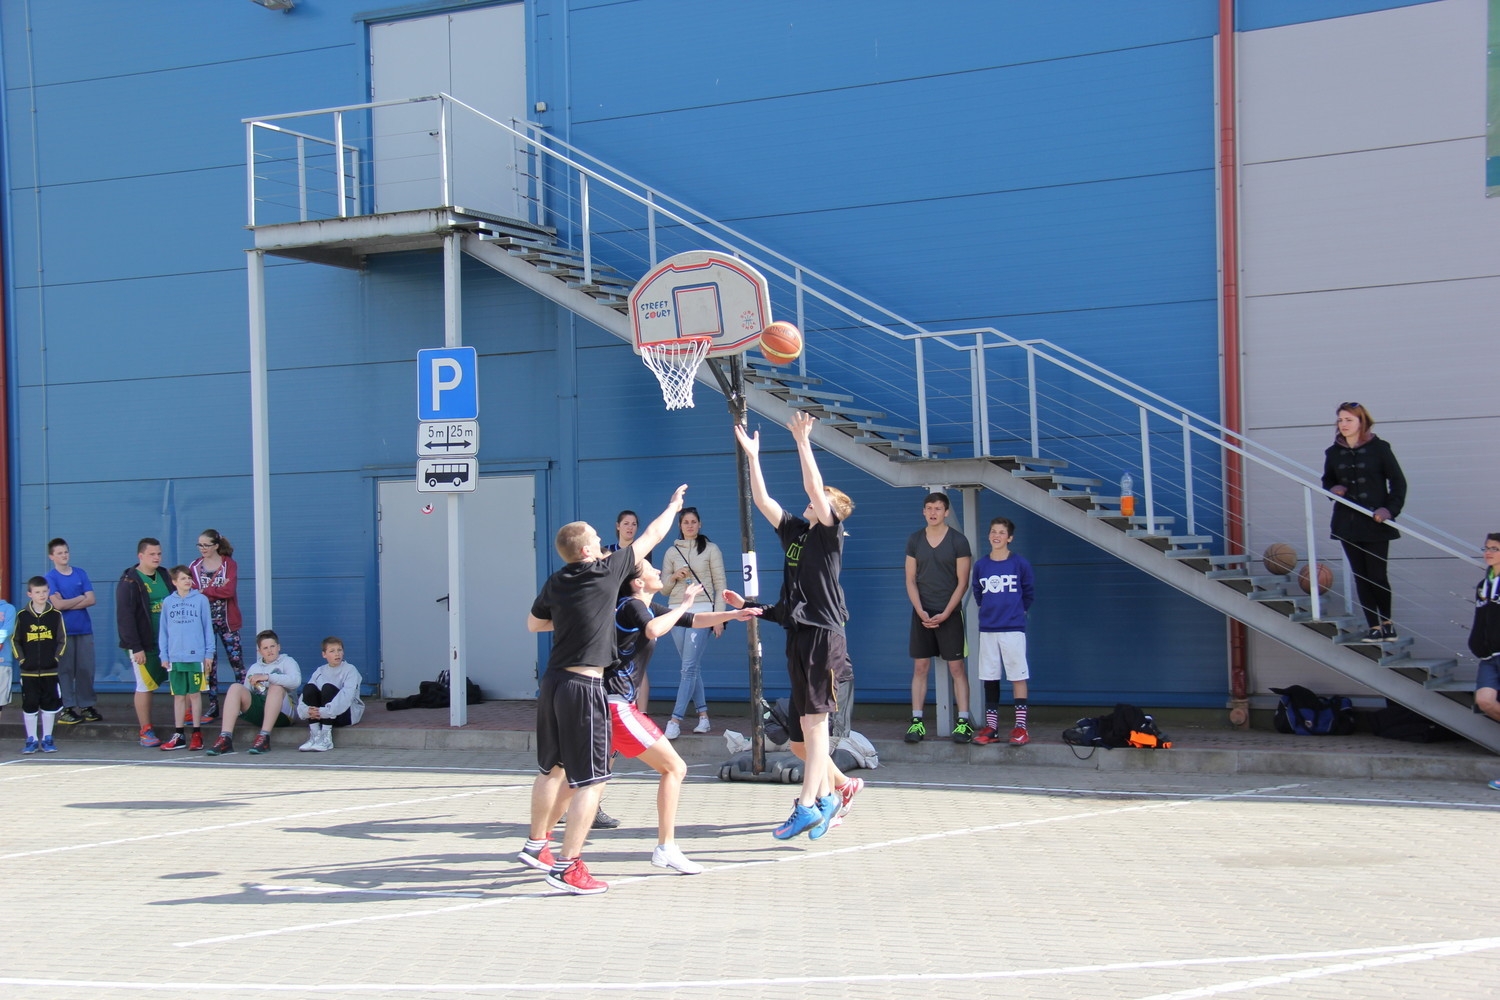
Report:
741,551,759,600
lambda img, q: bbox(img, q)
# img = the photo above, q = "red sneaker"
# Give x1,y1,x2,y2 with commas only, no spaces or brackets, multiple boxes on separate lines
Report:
544,859,608,895
837,776,864,818
160,733,187,751
517,841,556,872
972,726,1002,745
1008,726,1030,746
188,730,204,751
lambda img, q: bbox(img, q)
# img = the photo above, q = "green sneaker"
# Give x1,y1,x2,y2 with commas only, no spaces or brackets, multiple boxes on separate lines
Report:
952,718,976,744
903,719,926,743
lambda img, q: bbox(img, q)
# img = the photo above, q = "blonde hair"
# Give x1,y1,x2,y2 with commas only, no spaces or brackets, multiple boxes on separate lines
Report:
555,522,593,562
825,486,854,521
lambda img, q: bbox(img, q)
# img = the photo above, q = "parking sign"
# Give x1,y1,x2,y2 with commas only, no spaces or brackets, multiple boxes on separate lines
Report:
417,347,479,421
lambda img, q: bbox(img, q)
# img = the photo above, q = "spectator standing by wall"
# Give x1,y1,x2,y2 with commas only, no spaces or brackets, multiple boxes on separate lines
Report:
117,537,172,747
46,538,100,725
189,528,244,721
903,492,974,743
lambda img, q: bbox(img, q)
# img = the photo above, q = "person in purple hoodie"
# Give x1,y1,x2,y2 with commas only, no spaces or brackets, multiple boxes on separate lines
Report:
971,517,1036,747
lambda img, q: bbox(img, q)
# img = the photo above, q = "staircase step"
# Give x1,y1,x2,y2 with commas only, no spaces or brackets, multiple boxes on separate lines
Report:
1013,472,1101,489
792,401,885,419
1126,531,1211,545
1051,489,1102,509
853,436,949,454
1206,569,1290,587
822,417,921,437
1167,551,1248,567
988,455,1069,471
1087,511,1173,527
1381,657,1457,681
745,366,821,386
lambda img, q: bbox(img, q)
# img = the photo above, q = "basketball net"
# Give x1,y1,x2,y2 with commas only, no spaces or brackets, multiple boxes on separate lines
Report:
640,336,712,410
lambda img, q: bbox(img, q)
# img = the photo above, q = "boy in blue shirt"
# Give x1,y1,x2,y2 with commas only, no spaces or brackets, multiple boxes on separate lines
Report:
971,517,1035,745
47,538,100,724
157,567,215,751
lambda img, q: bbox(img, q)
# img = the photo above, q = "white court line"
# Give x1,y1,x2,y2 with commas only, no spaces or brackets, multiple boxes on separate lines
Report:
1132,936,1500,1000
171,782,1299,948
4,936,1496,993
874,778,1500,811
0,784,526,861
253,884,484,900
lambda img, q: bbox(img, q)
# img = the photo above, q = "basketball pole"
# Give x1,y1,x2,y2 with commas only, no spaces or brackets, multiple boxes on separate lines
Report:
708,355,767,774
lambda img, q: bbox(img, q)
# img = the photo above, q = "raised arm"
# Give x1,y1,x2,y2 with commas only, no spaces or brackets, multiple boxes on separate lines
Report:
631,484,688,562
733,423,784,527
788,411,834,526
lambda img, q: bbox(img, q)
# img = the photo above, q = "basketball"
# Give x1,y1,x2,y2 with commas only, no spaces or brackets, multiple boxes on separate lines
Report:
759,321,803,365
1262,542,1297,576
1297,561,1333,595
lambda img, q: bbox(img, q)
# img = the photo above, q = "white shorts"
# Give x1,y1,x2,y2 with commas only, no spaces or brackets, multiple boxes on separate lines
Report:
977,631,1029,682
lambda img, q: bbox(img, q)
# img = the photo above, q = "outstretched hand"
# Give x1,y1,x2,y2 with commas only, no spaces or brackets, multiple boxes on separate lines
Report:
733,423,760,458
681,582,704,606
722,589,746,609
727,606,763,621
787,410,816,444
669,483,688,508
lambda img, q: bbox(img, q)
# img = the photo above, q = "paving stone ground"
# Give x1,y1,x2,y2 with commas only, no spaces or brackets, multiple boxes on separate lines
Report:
3,738,1497,999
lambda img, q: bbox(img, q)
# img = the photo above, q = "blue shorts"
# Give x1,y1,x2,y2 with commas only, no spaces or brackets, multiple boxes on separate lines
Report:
1477,656,1500,694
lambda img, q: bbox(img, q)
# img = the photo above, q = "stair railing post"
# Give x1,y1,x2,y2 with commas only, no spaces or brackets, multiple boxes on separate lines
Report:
437,99,451,208
1304,484,1322,620
1181,414,1196,537
245,122,257,227
580,173,593,287
646,191,657,268
296,136,307,221
333,111,347,218
1027,346,1039,457
974,333,991,457
1139,406,1155,528
795,267,807,378
915,338,930,458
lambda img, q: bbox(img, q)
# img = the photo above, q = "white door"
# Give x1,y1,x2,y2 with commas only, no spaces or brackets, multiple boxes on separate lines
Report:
377,476,538,699
369,3,528,217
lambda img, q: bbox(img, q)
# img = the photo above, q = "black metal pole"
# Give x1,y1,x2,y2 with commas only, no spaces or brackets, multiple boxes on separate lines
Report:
711,355,764,774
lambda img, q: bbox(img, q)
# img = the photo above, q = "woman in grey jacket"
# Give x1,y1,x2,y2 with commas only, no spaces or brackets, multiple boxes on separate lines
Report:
659,507,726,739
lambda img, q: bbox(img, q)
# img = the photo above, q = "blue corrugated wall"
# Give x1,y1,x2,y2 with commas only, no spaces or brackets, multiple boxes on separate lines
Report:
2,0,1418,706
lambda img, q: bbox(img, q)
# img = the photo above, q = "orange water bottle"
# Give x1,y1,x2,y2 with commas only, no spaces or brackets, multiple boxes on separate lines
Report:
1119,471,1135,517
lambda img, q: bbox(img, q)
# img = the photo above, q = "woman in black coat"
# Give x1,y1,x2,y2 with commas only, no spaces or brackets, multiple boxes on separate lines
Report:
1321,402,1407,642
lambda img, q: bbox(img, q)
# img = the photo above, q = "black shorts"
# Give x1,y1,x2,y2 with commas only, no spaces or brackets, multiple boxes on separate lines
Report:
785,626,850,742
909,610,966,661
535,669,611,788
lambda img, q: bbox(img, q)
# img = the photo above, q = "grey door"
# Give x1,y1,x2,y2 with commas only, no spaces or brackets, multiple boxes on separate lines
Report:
377,475,537,699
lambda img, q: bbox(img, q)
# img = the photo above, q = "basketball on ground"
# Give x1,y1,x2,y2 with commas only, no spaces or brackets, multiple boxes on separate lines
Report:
1297,561,1333,595
1262,542,1297,576
759,321,803,365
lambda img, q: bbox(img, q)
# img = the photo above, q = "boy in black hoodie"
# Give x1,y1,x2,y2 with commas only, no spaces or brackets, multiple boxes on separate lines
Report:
13,576,65,753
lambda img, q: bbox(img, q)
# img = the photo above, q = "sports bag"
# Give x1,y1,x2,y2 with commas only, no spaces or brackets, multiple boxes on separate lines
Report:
1367,700,1461,743
1270,685,1356,735
1063,704,1172,755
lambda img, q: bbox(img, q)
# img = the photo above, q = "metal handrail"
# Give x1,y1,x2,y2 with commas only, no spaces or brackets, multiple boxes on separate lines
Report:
241,94,1486,632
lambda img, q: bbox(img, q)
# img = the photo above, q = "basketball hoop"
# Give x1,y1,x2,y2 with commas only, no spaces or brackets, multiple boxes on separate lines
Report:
640,336,712,409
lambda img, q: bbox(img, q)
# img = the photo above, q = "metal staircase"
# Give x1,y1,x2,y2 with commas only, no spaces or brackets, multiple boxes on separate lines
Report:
243,94,1500,754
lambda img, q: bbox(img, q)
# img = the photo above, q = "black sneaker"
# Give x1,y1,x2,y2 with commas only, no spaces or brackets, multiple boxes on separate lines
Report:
1380,623,1398,642
1362,626,1383,643
56,708,84,726
205,733,235,756
81,707,104,723
952,719,976,744
904,719,926,743
592,809,621,830
248,733,272,755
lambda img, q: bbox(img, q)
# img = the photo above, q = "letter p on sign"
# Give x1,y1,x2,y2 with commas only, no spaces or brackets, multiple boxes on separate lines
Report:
417,347,479,421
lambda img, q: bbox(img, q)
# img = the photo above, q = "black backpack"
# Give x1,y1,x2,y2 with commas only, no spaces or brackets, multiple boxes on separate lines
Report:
1367,700,1461,743
1270,685,1356,735
1064,703,1171,754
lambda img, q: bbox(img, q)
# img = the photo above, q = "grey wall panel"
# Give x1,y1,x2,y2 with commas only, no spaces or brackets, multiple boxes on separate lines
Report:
1238,0,1483,164
1239,139,1500,297
1237,0,1496,696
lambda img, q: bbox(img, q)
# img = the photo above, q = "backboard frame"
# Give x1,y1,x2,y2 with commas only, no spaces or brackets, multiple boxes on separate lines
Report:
629,250,772,358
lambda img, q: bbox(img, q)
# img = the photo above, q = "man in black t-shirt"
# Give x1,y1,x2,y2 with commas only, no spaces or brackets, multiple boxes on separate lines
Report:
735,411,856,842
521,484,686,895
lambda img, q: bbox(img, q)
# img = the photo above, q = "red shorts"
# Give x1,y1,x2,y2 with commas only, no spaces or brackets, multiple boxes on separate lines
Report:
608,696,663,758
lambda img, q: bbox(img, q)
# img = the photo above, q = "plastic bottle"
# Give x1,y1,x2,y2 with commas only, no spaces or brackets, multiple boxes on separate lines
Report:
1119,471,1135,517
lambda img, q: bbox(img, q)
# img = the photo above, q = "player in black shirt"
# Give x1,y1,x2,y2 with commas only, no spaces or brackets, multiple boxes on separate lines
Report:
521,484,686,895
735,411,856,841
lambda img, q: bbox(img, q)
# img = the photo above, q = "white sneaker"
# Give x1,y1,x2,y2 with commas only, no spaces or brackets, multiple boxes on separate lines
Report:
664,718,681,740
318,726,334,751
651,843,703,875
693,715,711,734
298,726,321,752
